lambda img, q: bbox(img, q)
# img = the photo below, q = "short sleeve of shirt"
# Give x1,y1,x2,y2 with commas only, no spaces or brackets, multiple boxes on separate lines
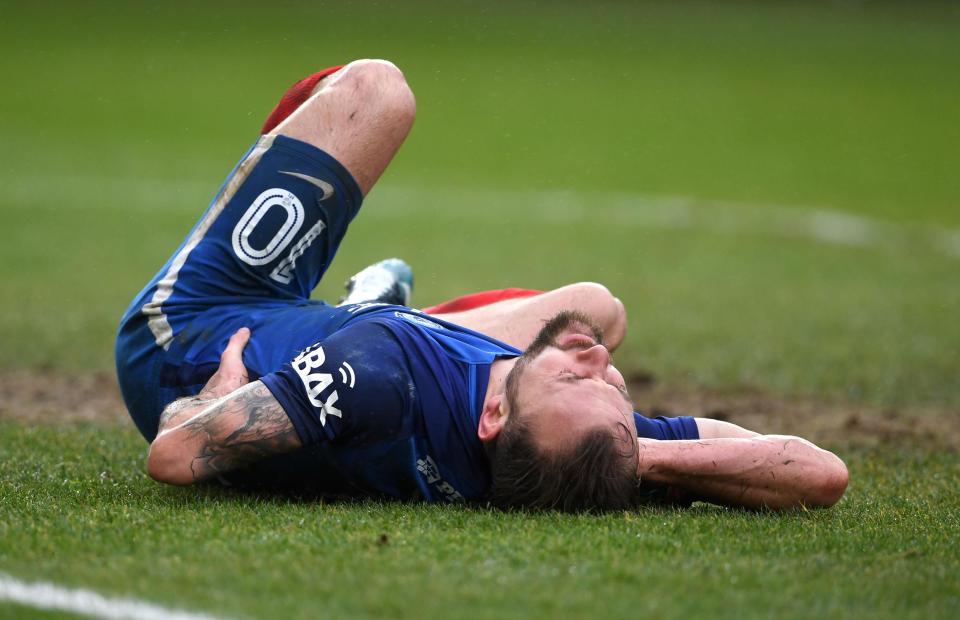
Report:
261,320,416,447
633,412,699,440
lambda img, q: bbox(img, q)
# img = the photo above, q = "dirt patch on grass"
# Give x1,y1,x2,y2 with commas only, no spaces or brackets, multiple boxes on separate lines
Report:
627,372,960,451
0,370,128,425
1,369,957,450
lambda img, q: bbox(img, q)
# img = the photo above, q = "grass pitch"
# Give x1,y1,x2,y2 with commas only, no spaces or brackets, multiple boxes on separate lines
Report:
2,423,958,620
1,1,958,618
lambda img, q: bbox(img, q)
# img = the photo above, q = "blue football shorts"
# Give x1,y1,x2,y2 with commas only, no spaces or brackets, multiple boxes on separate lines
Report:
116,134,365,440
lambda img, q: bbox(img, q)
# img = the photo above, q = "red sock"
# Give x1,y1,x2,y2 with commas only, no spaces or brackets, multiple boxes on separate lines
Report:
422,288,543,315
261,65,345,134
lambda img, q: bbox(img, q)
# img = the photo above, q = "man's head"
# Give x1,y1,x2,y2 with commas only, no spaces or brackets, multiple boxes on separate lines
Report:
480,311,639,512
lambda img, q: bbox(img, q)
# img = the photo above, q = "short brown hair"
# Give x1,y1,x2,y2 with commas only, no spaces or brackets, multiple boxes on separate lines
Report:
486,412,639,513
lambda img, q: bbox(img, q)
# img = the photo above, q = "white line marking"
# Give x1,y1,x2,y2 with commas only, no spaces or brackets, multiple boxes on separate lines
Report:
0,572,230,620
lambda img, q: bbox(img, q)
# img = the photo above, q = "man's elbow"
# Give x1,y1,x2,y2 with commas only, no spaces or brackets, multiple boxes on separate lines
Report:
147,433,195,486
807,452,849,508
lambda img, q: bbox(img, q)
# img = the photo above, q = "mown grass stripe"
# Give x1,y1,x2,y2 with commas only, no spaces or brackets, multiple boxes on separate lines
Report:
3,172,958,260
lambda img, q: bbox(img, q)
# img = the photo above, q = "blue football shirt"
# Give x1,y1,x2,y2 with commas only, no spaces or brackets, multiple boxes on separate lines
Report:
259,304,699,502
261,305,519,502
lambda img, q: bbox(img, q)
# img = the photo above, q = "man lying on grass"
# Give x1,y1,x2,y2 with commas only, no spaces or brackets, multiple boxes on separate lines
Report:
117,59,848,511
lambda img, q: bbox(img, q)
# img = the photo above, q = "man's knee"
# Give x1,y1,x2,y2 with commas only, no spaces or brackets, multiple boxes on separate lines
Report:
332,59,416,129
276,58,416,195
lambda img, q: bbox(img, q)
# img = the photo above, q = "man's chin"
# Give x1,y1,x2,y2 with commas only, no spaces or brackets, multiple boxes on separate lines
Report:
562,321,603,343
553,313,605,348
555,331,599,350
522,310,605,359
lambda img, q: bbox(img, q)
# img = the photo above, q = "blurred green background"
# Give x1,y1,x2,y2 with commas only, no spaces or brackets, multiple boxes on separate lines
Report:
1,0,958,408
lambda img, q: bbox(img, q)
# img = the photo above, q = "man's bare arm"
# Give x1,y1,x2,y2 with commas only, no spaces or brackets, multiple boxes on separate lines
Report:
155,326,257,435
434,283,627,350
147,327,302,486
637,435,848,510
148,381,302,485
694,417,759,439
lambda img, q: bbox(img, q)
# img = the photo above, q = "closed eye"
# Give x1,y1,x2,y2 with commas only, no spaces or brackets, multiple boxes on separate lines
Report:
558,370,585,382
559,370,634,407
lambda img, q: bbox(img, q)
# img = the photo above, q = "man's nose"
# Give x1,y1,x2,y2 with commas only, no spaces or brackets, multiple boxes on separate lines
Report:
576,344,611,375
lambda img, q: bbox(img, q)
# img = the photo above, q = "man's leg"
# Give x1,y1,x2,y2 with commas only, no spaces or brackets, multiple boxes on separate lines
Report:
117,59,416,439
430,282,627,351
142,59,416,307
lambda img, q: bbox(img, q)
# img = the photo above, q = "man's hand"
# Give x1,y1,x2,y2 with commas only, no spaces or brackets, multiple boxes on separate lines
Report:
157,328,254,432
637,435,849,510
199,327,252,399
148,328,302,486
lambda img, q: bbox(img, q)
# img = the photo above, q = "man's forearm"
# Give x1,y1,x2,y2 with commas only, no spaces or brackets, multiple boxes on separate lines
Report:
637,436,848,509
148,381,302,485
157,395,215,432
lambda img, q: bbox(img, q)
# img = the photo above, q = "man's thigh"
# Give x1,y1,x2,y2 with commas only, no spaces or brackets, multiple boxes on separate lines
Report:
117,130,365,440
125,134,364,350
123,58,415,355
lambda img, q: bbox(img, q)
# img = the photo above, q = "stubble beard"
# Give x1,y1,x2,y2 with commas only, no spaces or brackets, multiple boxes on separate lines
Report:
503,310,606,409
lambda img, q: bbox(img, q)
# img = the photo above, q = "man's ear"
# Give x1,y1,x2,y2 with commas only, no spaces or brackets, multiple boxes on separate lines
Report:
477,394,507,444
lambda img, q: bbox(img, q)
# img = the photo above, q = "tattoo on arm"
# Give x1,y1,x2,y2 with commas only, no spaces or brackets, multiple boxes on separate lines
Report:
158,396,209,431
177,381,302,483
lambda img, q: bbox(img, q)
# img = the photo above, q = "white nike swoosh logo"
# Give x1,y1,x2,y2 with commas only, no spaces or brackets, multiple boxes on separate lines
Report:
279,171,335,200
